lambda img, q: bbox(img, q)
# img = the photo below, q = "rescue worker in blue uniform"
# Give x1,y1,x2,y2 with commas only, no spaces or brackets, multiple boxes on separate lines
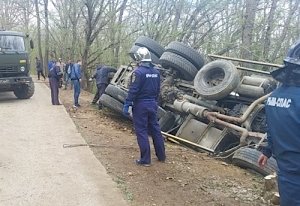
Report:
90,65,116,109
48,61,63,105
258,40,300,206
123,47,166,166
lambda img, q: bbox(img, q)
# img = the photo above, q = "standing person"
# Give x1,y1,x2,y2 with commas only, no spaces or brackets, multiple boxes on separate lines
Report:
70,60,82,107
48,59,55,71
64,60,73,90
90,65,116,109
36,57,45,80
48,61,63,105
258,40,300,206
123,47,166,166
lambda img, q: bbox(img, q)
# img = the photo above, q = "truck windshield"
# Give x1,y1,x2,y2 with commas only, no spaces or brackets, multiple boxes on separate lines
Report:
0,35,25,52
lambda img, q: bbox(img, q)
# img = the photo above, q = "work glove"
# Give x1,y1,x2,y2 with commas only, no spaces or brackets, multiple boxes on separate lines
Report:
123,101,133,117
88,78,93,81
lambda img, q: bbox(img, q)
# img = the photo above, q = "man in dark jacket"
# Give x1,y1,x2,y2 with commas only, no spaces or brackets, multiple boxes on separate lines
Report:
90,65,116,109
48,61,63,105
123,47,165,167
36,57,45,80
258,40,300,206
64,60,73,89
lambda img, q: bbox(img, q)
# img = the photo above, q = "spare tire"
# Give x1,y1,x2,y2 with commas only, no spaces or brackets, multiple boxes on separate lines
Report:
159,52,198,81
134,36,165,57
165,41,205,70
99,94,123,114
129,45,160,64
105,84,128,103
232,147,278,176
194,60,240,100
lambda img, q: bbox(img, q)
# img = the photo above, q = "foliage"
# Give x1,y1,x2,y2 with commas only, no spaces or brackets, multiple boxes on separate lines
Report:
2,0,300,89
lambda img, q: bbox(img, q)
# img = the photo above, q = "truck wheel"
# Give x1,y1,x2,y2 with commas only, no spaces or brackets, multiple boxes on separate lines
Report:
129,45,160,64
99,94,123,114
158,111,176,132
165,41,205,70
194,60,240,100
14,82,35,99
159,52,198,81
134,36,165,58
105,84,128,103
232,147,278,176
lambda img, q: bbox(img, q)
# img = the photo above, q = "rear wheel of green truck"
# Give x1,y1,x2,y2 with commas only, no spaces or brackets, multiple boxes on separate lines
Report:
14,82,35,99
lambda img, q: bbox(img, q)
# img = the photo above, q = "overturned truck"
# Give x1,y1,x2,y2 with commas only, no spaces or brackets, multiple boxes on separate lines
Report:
100,36,279,176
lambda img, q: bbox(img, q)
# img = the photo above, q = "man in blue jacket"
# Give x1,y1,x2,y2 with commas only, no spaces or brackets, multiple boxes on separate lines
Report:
123,47,166,166
90,65,116,109
70,60,82,107
258,40,300,206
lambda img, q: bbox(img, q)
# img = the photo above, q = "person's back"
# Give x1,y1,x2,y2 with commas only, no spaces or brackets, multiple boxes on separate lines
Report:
127,63,160,102
265,86,300,173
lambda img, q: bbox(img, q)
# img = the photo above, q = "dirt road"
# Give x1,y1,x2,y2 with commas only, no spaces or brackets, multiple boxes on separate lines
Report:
0,83,127,206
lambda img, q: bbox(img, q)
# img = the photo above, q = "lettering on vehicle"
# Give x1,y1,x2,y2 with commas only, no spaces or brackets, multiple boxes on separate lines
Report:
266,97,291,108
146,74,158,78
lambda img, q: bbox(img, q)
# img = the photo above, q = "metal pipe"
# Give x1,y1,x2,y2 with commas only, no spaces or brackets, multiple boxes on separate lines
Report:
208,54,283,68
205,113,249,145
206,93,271,124
183,95,225,114
161,131,215,153
173,99,208,118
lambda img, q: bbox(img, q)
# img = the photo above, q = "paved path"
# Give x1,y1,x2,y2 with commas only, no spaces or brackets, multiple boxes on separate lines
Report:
0,82,128,206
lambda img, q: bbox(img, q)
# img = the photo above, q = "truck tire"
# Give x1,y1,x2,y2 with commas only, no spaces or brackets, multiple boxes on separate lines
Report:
165,41,205,70
232,147,278,176
105,84,128,103
158,111,176,132
99,94,123,114
194,60,240,100
134,36,165,57
13,82,35,99
129,45,160,64
159,52,198,81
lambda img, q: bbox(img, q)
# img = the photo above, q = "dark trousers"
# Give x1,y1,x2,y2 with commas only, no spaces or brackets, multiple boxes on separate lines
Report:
92,83,108,105
37,70,46,80
132,100,166,164
72,80,81,105
278,171,300,206
49,78,60,105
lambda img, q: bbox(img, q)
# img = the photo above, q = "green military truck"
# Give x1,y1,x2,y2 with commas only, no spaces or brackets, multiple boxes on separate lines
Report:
0,30,34,99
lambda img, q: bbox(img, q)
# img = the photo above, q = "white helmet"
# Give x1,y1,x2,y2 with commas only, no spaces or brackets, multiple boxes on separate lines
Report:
134,47,152,62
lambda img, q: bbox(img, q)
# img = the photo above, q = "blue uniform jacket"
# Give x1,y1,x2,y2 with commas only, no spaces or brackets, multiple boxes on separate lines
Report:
49,66,62,80
263,85,300,174
126,63,160,103
92,66,116,85
70,63,81,80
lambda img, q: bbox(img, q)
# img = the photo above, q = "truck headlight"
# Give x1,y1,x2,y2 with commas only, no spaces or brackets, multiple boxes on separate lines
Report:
20,66,25,72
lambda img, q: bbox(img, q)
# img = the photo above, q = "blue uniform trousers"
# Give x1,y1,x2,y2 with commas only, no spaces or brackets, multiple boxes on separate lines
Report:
132,100,166,164
72,80,81,105
49,77,60,105
278,171,300,206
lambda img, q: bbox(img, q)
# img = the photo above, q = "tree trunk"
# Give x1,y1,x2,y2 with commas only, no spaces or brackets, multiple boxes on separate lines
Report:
263,0,278,61
44,0,50,76
240,0,259,63
34,0,44,73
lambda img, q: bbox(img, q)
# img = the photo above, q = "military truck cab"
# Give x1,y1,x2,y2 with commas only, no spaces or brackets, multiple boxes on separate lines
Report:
0,30,34,99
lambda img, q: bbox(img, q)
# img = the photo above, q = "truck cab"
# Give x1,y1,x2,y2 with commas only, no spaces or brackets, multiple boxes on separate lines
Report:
0,30,34,99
